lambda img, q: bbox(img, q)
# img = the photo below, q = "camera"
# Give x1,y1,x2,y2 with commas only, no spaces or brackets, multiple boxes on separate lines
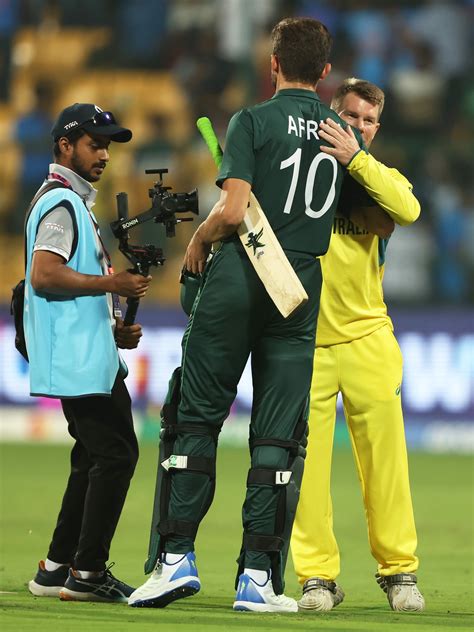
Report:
146,169,198,237
110,168,198,240
109,168,199,325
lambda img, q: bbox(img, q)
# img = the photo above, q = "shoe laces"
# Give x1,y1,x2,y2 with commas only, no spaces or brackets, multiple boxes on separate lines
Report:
103,562,126,586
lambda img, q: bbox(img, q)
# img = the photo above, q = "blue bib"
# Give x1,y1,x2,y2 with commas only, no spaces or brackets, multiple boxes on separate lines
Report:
24,187,122,397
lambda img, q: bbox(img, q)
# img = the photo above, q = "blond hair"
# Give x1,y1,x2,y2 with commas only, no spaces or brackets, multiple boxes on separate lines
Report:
331,78,385,119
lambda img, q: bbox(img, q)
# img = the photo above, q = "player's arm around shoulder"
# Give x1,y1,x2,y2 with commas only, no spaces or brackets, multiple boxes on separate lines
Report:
346,151,420,227
318,118,420,227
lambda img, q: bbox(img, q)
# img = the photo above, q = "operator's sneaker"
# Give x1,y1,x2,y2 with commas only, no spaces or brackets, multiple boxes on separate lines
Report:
128,552,200,608
233,571,298,613
376,573,425,612
28,560,69,597
298,577,345,612
59,564,134,603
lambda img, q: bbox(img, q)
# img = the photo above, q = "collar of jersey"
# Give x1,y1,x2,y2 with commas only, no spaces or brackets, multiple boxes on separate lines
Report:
48,163,98,209
273,88,320,100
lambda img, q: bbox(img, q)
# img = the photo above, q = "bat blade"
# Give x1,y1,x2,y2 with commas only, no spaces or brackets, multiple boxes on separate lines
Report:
239,194,308,317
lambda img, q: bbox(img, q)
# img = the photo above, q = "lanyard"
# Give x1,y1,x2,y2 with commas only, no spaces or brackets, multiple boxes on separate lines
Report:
47,172,73,188
88,213,123,318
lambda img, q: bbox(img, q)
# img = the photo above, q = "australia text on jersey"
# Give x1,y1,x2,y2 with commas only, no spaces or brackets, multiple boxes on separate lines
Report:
333,216,368,235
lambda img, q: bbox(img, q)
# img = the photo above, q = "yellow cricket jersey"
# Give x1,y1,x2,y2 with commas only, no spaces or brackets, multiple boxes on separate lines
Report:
316,150,420,347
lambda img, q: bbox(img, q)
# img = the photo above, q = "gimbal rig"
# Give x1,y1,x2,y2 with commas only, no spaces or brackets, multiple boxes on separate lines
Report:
110,168,198,325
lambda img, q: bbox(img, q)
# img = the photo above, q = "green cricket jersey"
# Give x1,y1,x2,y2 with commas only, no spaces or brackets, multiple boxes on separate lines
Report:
218,88,363,256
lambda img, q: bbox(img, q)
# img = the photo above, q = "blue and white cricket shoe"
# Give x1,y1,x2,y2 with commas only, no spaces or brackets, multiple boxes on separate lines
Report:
128,552,200,608
233,571,298,613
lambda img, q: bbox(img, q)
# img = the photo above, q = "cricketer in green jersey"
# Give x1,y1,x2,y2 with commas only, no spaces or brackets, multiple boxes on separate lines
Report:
130,17,365,613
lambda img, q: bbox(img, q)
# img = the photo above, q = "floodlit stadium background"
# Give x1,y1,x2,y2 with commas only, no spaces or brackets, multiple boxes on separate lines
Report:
0,0,472,451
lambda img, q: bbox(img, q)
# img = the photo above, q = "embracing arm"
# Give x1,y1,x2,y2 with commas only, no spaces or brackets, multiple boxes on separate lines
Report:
351,206,395,238
347,151,420,226
319,118,420,226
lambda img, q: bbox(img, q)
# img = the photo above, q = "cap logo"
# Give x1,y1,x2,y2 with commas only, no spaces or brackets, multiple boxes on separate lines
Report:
94,105,103,113
64,121,78,130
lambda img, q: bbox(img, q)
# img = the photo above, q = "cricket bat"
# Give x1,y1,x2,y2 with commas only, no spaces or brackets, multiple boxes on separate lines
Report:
196,117,308,318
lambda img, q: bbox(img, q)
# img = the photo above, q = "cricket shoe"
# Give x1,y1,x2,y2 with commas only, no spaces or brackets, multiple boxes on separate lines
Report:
28,560,69,597
376,573,425,612
298,577,345,612
59,564,134,603
233,571,298,613
128,552,200,608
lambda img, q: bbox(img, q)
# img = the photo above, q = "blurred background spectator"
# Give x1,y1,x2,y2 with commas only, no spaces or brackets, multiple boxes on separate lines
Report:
10,78,54,233
0,0,472,306
0,0,19,101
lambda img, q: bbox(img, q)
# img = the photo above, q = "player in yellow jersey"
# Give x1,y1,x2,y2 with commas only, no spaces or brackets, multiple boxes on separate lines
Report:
291,78,425,613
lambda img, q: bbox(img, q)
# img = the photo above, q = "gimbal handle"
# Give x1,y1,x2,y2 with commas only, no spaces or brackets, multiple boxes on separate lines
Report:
124,259,153,326
124,297,139,326
116,192,141,326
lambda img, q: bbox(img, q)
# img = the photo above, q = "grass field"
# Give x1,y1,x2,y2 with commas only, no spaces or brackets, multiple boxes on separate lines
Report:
0,441,473,631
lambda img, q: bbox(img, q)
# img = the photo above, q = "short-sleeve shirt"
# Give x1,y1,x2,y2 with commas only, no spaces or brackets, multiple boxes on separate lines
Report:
33,166,105,272
34,204,110,280
34,206,75,261
217,88,364,257
32,164,115,329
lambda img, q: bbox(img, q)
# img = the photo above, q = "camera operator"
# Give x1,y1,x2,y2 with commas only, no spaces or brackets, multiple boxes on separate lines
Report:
26,103,151,603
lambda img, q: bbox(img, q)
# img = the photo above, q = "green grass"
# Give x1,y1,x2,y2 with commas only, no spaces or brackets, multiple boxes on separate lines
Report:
0,441,473,631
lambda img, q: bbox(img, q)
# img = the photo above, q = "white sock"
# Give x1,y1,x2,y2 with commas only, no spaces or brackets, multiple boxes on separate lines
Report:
45,559,68,571
163,553,186,564
75,570,103,578
244,568,269,585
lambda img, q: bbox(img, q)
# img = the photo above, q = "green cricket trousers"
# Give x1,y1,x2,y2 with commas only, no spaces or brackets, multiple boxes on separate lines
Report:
165,239,322,573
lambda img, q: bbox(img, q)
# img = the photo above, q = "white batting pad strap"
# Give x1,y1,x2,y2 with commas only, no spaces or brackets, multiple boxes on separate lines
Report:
161,455,188,471
275,471,292,485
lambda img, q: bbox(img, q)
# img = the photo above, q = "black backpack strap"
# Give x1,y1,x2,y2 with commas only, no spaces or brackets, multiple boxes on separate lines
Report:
23,181,69,271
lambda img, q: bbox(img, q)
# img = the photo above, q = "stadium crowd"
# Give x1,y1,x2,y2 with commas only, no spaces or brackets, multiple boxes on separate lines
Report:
0,0,472,305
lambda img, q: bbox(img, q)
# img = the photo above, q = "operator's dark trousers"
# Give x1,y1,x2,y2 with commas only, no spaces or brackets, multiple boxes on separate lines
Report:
166,240,322,570
47,374,139,571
